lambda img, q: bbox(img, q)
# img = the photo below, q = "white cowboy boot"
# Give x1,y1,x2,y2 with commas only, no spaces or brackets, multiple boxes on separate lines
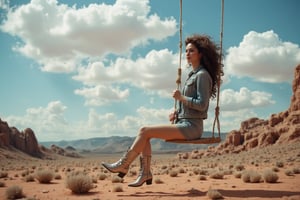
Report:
102,149,138,178
128,155,152,187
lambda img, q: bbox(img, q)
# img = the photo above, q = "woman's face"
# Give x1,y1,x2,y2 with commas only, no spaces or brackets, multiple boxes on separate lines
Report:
186,43,201,66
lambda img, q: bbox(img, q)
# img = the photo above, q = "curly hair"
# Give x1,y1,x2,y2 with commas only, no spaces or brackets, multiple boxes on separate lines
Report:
185,34,223,99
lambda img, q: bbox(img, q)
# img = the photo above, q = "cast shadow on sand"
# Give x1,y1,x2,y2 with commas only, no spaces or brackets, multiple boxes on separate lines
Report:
118,189,300,198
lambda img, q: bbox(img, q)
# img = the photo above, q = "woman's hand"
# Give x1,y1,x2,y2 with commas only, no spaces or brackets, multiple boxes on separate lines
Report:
172,89,181,100
173,89,186,102
169,111,177,122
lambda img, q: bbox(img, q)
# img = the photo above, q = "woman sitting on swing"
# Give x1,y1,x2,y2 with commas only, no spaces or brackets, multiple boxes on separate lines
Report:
102,34,222,187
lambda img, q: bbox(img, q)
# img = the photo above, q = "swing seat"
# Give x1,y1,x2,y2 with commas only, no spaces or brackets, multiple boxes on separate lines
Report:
166,137,221,144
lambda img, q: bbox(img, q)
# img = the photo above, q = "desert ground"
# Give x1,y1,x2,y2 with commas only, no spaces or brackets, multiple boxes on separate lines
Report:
1,142,300,200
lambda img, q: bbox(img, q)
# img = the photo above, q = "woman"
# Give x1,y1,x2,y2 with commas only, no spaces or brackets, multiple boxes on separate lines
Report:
102,34,222,187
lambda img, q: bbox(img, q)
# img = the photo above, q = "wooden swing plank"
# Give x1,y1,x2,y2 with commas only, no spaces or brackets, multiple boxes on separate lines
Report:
166,137,221,144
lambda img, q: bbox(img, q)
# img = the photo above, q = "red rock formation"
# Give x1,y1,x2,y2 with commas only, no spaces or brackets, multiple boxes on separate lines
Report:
187,65,300,158
0,118,43,157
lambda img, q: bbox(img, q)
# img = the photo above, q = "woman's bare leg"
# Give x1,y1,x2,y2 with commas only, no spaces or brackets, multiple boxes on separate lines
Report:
130,124,185,155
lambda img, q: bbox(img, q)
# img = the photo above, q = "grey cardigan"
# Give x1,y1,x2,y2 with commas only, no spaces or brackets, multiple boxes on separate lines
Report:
177,66,212,120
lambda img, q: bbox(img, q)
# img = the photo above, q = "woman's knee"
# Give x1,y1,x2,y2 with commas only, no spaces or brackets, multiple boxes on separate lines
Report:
138,126,150,138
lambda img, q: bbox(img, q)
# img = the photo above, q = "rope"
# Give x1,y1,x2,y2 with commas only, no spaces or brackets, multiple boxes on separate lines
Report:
172,0,183,124
212,0,224,138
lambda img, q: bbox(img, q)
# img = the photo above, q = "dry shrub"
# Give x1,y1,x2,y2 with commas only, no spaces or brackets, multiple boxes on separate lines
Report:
98,173,107,180
207,187,223,199
111,175,123,183
285,169,294,176
234,172,242,178
54,173,62,180
24,174,35,182
6,185,25,200
169,170,178,177
178,168,185,173
112,184,123,192
66,171,94,194
0,181,5,187
0,171,8,178
235,164,245,171
154,178,164,184
35,169,54,184
263,169,279,183
241,170,261,183
197,175,207,180
275,161,284,168
293,167,300,174
209,171,224,179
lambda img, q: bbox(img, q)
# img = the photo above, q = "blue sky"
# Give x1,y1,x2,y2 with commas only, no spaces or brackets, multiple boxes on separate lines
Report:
0,0,299,142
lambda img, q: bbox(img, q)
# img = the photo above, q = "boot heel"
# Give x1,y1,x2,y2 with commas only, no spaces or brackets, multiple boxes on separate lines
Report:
146,179,152,185
118,172,125,178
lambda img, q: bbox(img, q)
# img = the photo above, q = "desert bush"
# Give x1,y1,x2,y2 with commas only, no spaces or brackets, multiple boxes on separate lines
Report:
275,161,284,168
285,169,294,176
21,170,30,177
6,185,25,200
263,169,279,183
66,171,94,194
0,181,5,187
154,178,164,184
199,169,209,175
234,172,242,178
206,188,223,200
0,171,8,178
111,175,123,183
169,170,178,177
54,173,62,180
161,165,168,170
112,184,123,192
242,170,261,183
35,169,54,184
235,164,245,171
272,167,280,172
178,168,185,173
197,175,207,180
209,171,224,179
292,167,300,174
249,171,261,183
24,174,35,182
98,173,107,180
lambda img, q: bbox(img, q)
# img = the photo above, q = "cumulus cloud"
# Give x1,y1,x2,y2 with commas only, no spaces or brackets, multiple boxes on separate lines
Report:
219,87,275,111
5,101,68,141
0,0,9,10
1,0,177,72
74,85,130,106
4,102,172,141
225,30,300,83
73,49,189,104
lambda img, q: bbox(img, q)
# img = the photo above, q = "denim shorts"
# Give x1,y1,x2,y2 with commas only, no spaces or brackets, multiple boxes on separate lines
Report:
175,118,203,140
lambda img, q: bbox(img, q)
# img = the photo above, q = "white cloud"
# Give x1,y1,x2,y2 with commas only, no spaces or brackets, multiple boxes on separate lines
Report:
4,103,172,141
219,87,275,111
74,85,130,106
73,49,189,104
0,0,9,10
1,0,177,72
225,30,300,83
5,101,68,141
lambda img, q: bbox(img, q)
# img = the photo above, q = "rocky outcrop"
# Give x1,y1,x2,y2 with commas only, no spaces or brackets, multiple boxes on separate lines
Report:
0,119,43,157
50,144,81,158
215,65,300,155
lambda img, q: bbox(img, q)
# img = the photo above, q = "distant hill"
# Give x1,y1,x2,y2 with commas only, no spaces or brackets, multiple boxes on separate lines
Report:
40,132,227,153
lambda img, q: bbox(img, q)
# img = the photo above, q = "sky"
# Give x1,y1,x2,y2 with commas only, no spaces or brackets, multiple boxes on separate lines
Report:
0,0,299,142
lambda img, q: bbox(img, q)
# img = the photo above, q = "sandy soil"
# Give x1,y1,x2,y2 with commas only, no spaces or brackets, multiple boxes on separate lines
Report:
0,143,300,200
